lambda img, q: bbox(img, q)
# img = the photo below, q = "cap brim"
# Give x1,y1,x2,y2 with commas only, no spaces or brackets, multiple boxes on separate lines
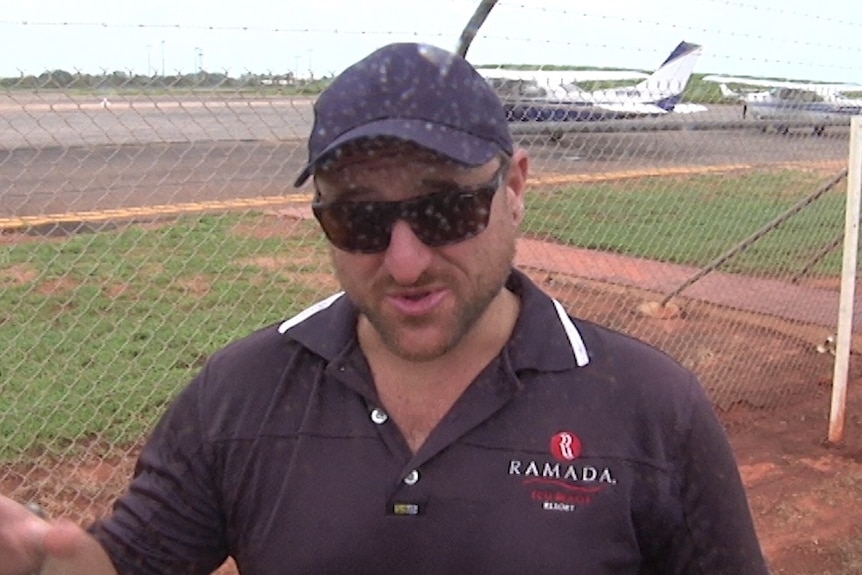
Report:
293,118,502,187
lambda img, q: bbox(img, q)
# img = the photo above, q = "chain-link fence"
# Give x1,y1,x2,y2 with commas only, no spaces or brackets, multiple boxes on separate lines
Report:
1,4,861,567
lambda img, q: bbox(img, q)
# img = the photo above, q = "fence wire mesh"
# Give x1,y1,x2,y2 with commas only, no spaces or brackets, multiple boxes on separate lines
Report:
1,4,861,567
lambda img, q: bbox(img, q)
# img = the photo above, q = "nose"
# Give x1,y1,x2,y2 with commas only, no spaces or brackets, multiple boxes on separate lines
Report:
382,219,434,285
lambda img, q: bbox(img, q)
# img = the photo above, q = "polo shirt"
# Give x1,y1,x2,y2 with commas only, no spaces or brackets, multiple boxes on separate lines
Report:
90,269,769,575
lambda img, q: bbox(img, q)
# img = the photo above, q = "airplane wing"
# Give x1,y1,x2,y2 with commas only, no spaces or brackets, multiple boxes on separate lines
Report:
594,102,670,115
592,101,707,115
548,70,649,82
703,75,799,89
477,68,649,84
703,75,862,95
668,103,709,114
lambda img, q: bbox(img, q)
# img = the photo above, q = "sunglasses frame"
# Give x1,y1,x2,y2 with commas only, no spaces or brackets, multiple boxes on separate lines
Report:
312,158,510,254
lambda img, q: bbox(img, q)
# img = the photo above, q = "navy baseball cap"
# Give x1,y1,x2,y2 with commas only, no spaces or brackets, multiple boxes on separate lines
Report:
293,42,514,187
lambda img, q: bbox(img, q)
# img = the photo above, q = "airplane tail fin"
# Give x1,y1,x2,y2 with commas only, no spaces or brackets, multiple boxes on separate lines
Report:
634,41,703,111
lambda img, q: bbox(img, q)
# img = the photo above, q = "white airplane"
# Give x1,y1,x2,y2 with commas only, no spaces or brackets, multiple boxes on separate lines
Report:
476,41,706,122
703,74,862,134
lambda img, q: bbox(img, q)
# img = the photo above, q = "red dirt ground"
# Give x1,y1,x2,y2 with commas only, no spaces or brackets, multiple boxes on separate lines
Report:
730,385,862,573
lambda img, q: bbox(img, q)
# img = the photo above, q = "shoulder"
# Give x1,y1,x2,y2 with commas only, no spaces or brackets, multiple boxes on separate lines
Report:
508,269,701,407
156,323,306,441
579,318,694,385
171,293,358,441
200,291,356,396
203,321,296,385
577,316,705,411
571,317,721,457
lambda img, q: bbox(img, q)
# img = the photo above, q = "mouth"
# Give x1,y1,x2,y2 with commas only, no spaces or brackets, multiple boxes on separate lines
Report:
402,292,429,301
387,287,448,316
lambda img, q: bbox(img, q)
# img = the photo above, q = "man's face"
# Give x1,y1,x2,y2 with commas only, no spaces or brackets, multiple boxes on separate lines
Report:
313,142,528,362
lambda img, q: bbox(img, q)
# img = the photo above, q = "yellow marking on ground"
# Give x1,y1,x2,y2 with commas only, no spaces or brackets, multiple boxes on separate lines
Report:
533,160,845,186
0,160,847,231
0,195,312,231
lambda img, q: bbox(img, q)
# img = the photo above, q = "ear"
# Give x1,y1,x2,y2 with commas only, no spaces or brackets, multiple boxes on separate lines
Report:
505,148,529,225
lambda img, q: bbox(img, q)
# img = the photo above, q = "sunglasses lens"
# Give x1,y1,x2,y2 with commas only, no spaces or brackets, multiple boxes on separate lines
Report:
313,202,394,253
407,189,495,247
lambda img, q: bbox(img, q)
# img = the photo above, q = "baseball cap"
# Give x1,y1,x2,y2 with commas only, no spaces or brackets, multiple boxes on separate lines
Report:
293,42,514,187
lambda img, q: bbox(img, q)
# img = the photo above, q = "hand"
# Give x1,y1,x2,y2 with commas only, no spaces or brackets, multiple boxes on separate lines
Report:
0,495,117,575
0,494,50,575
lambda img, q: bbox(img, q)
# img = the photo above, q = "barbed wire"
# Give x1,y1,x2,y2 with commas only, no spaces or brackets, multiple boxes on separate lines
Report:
474,37,862,77
501,0,862,29
497,2,862,55
699,0,862,28
0,13,860,78
0,20,435,36
2,16,858,67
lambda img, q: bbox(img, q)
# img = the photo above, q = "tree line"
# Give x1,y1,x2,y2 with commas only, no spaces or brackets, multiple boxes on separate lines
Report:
0,69,330,91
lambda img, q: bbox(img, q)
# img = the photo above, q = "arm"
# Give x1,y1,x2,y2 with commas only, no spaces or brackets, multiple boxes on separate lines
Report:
5,370,227,575
88,367,229,574
666,380,771,574
0,495,116,575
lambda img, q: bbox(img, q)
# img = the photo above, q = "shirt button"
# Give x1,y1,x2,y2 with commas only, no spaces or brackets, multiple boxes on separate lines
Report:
370,408,388,424
404,469,420,486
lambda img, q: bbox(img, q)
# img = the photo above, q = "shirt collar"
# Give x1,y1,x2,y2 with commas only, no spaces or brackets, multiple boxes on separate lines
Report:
503,269,590,371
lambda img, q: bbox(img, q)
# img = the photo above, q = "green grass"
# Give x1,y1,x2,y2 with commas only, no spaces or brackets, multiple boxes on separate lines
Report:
523,169,847,276
0,213,330,460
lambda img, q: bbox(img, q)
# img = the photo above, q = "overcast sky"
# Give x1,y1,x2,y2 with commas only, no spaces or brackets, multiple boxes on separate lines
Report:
1,0,860,84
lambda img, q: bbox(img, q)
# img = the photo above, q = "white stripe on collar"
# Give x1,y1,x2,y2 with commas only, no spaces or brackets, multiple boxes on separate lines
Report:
278,292,589,367
552,298,590,367
278,291,346,334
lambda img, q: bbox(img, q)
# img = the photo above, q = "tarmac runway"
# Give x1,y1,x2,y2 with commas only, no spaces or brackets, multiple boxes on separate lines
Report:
0,95,852,221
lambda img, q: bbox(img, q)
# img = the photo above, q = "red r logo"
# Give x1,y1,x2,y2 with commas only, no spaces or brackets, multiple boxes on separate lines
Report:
550,431,582,462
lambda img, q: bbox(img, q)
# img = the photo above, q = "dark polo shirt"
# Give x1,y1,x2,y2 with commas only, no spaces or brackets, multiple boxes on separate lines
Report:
91,270,768,574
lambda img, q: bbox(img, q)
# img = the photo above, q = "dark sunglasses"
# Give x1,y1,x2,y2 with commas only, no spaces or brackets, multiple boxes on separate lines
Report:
312,159,510,254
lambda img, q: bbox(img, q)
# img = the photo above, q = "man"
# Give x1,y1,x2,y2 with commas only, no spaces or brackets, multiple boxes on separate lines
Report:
0,42,769,574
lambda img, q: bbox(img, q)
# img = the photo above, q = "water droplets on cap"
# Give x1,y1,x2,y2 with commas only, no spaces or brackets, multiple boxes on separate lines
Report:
399,85,417,102
375,60,389,79
417,43,455,77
